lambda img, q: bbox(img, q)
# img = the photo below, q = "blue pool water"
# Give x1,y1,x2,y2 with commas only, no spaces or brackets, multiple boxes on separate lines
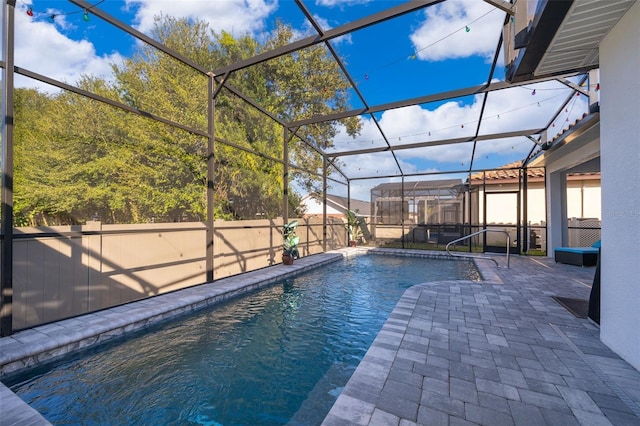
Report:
7,254,479,425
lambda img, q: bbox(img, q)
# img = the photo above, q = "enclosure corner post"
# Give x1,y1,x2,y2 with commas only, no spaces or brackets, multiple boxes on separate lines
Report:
206,72,216,283
401,176,405,249
347,180,351,245
1,0,16,337
523,166,529,254
283,127,290,225
322,155,327,252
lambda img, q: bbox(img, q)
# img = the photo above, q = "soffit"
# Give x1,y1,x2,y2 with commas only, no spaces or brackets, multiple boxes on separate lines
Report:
534,0,636,77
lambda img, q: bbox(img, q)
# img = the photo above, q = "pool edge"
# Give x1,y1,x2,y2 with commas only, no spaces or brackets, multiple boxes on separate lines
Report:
0,248,492,426
0,252,344,378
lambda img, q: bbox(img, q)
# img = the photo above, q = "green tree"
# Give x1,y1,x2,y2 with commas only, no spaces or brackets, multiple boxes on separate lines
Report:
259,22,361,191
13,88,58,225
13,15,361,224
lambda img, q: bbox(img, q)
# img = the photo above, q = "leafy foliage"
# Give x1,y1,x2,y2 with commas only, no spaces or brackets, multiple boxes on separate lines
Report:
345,209,364,241
13,16,361,225
282,220,300,259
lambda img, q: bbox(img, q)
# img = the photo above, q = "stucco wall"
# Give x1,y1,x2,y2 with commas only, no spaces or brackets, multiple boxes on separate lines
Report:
301,196,342,216
475,179,599,226
544,137,600,252
476,183,546,225
600,0,640,370
566,180,601,219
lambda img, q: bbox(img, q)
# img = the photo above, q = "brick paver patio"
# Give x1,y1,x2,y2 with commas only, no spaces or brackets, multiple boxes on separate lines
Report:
323,254,640,425
1,250,639,425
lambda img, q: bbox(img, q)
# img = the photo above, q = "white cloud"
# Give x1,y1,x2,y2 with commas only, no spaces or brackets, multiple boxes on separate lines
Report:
125,0,277,36
7,0,280,93
12,7,123,92
304,14,352,45
349,152,406,175
315,0,372,7
330,79,589,173
472,136,531,159
410,0,505,62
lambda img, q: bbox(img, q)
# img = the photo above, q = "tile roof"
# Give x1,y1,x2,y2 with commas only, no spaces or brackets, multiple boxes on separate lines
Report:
470,162,545,181
528,111,595,161
470,161,600,182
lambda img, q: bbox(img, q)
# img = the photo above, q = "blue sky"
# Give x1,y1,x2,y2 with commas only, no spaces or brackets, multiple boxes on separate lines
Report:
6,0,593,200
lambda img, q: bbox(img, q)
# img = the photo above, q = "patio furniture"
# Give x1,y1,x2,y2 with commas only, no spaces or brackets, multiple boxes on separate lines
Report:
589,246,602,324
554,240,600,266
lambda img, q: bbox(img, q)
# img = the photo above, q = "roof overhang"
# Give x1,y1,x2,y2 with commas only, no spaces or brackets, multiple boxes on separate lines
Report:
527,112,600,167
505,0,637,82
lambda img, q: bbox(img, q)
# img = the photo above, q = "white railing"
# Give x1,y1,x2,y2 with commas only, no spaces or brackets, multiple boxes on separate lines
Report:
445,229,511,268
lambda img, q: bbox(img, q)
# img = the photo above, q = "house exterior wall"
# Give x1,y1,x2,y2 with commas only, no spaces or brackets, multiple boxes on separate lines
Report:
566,180,601,219
475,179,598,226
475,182,546,225
547,170,568,252
599,1,640,370
544,137,600,250
525,184,547,225
301,196,343,217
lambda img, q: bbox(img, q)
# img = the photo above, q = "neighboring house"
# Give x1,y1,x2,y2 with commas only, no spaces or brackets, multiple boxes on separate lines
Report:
368,179,467,245
370,179,465,225
299,193,371,243
470,161,601,226
299,193,370,220
470,163,545,227
469,161,601,248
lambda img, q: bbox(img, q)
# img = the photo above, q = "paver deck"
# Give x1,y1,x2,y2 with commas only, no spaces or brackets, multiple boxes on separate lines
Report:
323,254,640,426
1,250,639,426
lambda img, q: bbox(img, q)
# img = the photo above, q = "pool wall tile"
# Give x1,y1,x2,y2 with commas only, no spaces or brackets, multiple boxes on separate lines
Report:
0,252,344,377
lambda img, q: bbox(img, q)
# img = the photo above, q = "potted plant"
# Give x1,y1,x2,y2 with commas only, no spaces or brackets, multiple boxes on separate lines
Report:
282,220,300,265
345,210,363,247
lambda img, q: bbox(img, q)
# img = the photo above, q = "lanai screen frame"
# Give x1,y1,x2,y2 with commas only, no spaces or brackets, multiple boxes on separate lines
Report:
0,0,593,336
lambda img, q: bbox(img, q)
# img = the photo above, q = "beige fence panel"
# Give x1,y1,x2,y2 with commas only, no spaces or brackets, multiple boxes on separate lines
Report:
97,223,207,310
11,218,346,329
213,219,280,279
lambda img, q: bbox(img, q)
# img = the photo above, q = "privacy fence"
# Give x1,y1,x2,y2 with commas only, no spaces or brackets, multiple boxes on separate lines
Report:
10,218,346,330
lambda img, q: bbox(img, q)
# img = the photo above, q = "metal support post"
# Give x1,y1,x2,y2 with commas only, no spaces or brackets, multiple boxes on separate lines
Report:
205,73,216,283
322,156,327,252
1,0,16,336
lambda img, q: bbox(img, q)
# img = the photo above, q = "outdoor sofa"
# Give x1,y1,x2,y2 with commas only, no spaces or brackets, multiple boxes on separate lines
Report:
554,240,600,266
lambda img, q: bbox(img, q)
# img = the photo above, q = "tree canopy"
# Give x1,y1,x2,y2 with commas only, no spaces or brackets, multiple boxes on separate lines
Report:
13,16,361,225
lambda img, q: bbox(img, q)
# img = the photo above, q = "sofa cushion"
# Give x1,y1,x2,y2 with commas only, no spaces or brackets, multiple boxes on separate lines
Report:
554,247,599,254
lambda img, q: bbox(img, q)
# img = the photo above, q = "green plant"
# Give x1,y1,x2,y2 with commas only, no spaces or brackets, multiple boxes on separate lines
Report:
345,210,363,241
283,220,300,259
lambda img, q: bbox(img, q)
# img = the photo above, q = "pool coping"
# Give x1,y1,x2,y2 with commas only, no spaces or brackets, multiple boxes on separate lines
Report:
0,252,345,377
0,248,493,424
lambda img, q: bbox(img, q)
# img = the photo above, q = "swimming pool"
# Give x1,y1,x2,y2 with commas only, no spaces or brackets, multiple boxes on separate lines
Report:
6,254,479,425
